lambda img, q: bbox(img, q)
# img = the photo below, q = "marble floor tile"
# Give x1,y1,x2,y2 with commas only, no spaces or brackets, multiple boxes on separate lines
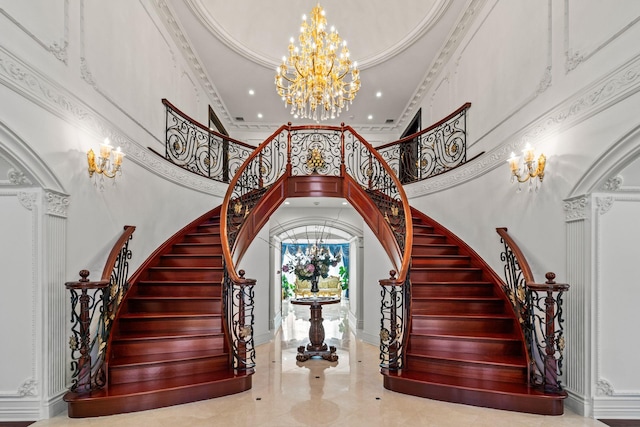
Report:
32,300,606,427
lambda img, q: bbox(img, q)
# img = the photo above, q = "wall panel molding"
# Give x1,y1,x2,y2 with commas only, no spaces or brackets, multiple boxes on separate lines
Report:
0,46,227,197
0,1,69,64
406,52,640,197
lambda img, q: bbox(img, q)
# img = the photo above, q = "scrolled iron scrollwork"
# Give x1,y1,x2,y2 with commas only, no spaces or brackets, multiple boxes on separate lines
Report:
223,266,256,371
379,272,409,371
497,229,569,394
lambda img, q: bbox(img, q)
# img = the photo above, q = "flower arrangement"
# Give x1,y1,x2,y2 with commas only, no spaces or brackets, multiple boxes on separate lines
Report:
282,245,341,282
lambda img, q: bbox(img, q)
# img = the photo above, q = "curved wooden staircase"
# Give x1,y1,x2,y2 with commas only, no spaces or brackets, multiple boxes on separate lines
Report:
382,207,565,415
65,207,251,418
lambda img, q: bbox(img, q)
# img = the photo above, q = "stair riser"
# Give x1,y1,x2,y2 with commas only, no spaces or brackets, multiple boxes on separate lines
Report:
136,283,221,297
409,335,523,357
146,269,223,281
413,235,447,245
411,257,471,268
411,269,483,281
182,235,221,244
411,317,515,335
118,317,222,334
406,356,527,383
127,299,222,314
109,355,228,385
411,284,495,298
412,245,459,256
196,225,220,234
413,225,435,234
111,335,225,357
159,256,223,268
172,244,222,255
411,300,505,315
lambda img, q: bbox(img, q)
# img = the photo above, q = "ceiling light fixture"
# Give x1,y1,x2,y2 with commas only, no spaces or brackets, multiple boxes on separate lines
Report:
275,3,360,122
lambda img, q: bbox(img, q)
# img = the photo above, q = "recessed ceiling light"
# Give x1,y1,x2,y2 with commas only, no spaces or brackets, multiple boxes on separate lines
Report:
248,89,255,95
257,113,263,119
368,115,373,120
284,201,290,205
376,91,382,98
342,201,348,205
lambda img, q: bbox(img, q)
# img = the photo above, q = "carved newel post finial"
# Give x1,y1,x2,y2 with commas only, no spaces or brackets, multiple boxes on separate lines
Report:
389,270,397,280
238,269,246,279
79,270,90,282
545,272,556,284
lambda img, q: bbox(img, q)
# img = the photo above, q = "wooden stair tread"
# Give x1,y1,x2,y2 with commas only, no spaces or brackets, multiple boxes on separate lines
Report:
411,296,502,302
127,296,221,301
119,312,221,320
384,370,557,398
407,350,526,367
138,280,221,285
412,313,513,320
412,281,492,285
114,330,223,341
410,330,520,341
111,349,227,367
73,370,249,398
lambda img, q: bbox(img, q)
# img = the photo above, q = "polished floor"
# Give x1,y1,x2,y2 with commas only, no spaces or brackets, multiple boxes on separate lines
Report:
33,300,606,427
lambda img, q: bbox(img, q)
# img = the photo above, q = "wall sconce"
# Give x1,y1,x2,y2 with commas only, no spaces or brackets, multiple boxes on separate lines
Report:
87,138,124,189
507,144,545,192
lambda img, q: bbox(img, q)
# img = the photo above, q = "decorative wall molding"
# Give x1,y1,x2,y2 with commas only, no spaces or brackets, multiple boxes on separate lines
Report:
564,196,589,222
0,1,69,64
564,0,640,74
597,379,615,396
17,378,38,397
45,191,69,218
7,167,32,185
602,175,623,191
406,52,640,197
0,45,227,197
17,191,37,210
596,196,614,215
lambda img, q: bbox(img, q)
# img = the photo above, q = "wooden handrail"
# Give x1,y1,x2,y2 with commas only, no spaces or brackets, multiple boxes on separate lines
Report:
220,123,413,285
496,227,534,283
100,225,136,281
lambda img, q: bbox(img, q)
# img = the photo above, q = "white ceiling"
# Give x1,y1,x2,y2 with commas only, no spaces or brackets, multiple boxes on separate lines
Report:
167,0,470,133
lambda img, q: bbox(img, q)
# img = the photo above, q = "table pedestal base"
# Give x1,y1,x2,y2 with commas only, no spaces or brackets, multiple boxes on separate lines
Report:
296,344,338,362
291,296,340,362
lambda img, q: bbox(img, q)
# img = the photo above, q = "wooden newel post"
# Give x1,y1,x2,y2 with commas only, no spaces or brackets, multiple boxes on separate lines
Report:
65,270,109,393
539,272,569,393
237,269,247,369
388,270,399,369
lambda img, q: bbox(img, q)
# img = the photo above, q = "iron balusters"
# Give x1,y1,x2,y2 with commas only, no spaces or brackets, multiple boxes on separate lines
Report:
223,267,257,371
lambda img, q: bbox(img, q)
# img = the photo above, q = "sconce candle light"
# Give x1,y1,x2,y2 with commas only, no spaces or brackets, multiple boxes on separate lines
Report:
507,143,545,192
87,138,124,189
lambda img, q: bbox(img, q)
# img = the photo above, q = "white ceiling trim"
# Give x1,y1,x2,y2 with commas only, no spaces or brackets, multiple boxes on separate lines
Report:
184,0,453,71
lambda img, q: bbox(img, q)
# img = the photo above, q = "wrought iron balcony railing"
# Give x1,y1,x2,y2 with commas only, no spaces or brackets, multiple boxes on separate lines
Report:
377,103,471,183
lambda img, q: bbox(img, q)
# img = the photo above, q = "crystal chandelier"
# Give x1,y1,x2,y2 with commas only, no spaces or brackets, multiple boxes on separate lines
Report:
275,3,361,122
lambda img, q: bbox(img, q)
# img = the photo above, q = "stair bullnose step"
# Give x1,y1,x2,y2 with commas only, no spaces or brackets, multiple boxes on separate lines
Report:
382,371,565,415
64,371,252,418
406,350,527,368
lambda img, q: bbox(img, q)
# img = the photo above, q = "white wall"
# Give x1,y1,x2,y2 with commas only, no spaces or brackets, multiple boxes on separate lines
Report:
404,0,640,418
0,0,227,420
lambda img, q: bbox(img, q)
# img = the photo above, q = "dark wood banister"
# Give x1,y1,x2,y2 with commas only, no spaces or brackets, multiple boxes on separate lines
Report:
377,102,472,150
496,227,535,283
161,98,255,150
220,122,413,286
100,225,136,280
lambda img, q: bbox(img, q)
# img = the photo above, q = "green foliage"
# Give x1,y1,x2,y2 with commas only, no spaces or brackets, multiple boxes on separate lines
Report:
339,266,349,291
281,275,294,299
